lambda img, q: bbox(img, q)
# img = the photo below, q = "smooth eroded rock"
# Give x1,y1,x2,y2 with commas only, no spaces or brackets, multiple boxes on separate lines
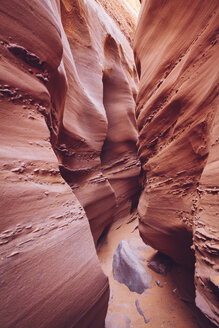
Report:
134,0,219,324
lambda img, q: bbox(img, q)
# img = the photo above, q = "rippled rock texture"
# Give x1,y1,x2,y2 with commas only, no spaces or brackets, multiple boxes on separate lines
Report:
134,0,219,325
60,0,140,244
0,0,139,327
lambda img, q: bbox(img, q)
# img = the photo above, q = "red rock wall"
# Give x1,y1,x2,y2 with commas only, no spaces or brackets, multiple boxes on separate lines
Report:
0,0,139,327
94,0,140,43
134,0,219,325
59,0,140,244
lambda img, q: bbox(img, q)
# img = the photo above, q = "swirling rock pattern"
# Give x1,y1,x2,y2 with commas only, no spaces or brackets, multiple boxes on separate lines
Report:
0,0,139,327
59,0,140,244
134,0,219,325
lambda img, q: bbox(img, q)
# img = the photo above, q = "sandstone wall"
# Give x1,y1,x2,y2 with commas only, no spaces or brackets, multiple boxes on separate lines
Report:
134,0,219,325
59,0,140,244
0,0,139,327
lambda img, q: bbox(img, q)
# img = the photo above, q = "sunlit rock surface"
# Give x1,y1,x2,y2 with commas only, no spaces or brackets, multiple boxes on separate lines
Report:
94,0,140,43
0,0,139,327
134,0,219,325
59,0,140,244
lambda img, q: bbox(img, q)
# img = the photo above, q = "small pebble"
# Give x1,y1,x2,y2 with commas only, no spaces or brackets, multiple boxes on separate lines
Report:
131,225,138,233
11,167,24,173
156,280,163,287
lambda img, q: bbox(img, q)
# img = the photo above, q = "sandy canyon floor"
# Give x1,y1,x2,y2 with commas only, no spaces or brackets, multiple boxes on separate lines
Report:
98,214,201,328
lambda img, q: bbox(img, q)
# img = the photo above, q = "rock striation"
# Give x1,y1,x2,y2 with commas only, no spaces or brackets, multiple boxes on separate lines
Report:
0,0,139,327
59,0,140,244
2,0,218,326
134,0,219,325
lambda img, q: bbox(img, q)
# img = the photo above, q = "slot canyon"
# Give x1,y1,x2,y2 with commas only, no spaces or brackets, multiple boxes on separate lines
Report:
0,0,218,327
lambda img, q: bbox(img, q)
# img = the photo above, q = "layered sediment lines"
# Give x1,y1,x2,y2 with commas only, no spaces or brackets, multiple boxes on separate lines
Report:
0,0,139,327
134,0,219,325
60,0,140,244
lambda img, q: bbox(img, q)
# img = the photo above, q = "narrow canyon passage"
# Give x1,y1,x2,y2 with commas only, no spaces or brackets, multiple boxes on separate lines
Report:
98,213,202,328
0,0,218,328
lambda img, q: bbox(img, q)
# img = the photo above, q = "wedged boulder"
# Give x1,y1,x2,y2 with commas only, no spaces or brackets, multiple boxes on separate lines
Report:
113,240,152,293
